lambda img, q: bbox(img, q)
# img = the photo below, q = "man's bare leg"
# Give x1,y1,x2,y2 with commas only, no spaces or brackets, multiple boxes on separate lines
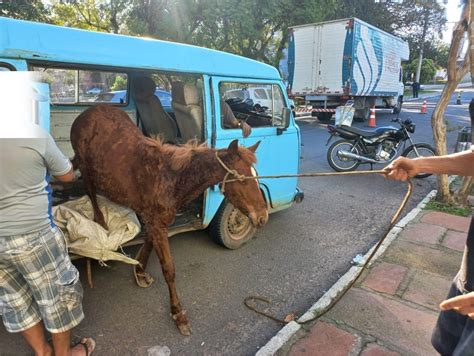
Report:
51,329,95,356
21,321,53,356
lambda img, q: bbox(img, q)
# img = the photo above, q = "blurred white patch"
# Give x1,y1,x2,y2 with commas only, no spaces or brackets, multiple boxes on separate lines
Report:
0,72,46,138
147,345,171,356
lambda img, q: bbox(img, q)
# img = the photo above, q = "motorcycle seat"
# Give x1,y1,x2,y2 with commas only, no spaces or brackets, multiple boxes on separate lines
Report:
338,125,397,138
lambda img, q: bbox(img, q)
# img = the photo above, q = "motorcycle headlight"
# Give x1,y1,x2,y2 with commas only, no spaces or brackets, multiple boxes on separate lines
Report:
407,124,416,133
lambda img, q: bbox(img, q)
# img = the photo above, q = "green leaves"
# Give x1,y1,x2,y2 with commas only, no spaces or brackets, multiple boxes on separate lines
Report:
0,0,50,22
2,0,448,70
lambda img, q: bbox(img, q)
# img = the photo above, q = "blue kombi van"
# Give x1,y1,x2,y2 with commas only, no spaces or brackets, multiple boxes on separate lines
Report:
0,17,303,249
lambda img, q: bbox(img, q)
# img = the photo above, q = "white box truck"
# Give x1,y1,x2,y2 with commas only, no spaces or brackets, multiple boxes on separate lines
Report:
286,18,409,122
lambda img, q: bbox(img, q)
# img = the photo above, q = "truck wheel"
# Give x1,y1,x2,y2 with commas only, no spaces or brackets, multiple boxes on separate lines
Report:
208,202,257,249
317,112,333,122
354,107,370,122
393,96,403,114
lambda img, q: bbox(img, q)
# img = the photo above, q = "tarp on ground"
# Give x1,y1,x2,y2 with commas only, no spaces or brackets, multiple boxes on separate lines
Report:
53,195,140,265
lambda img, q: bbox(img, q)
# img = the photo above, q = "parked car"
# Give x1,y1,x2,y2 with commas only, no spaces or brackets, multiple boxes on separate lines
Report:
95,89,172,109
86,87,102,94
224,87,273,109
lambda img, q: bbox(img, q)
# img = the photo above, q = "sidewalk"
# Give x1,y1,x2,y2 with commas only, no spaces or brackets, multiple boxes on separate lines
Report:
273,209,472,355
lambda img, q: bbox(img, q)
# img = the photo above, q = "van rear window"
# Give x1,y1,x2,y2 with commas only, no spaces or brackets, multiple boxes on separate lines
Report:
31,66,128,105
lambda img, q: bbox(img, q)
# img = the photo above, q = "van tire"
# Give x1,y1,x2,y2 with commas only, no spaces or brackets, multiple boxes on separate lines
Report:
208,202,257,250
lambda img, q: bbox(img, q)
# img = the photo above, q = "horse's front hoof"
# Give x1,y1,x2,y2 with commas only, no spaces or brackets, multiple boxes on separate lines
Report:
133,266,154,288
172,310,191,336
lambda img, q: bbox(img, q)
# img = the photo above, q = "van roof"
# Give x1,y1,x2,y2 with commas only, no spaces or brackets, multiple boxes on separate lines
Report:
0,17,281,80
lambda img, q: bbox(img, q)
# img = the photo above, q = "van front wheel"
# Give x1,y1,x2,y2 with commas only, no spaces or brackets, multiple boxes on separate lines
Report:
208,202,257,249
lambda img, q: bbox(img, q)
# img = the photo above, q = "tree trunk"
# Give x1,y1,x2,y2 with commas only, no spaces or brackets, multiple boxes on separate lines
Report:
454,0,474,205
455,177,473,206
415,10,429,83
431,1,470,203
432,82,455,202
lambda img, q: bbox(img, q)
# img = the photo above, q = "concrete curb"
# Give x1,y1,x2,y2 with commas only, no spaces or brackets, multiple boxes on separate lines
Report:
404,94,440,102
256,188,439,356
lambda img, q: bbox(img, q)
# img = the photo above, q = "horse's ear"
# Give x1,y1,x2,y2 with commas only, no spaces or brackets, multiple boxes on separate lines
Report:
228,139,239,155
247,140,261,153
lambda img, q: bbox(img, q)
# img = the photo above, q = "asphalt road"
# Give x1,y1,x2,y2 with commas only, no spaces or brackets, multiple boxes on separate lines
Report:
1,90,472,356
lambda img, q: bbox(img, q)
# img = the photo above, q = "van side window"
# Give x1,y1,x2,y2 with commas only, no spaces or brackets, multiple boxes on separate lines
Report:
31,66,128,105
132,72,205,143
219,82,287,129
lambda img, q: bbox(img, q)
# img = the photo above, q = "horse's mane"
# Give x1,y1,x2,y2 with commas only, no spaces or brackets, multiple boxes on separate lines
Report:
236,146,257,166
146,136,257,172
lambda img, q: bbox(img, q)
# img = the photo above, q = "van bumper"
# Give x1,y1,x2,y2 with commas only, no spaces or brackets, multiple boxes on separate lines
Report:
293,187,304,204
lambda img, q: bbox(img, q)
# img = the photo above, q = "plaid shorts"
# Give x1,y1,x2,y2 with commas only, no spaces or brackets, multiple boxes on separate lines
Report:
0,226,84,333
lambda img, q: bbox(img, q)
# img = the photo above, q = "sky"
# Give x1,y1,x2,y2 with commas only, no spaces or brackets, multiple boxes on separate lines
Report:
443,0,463,44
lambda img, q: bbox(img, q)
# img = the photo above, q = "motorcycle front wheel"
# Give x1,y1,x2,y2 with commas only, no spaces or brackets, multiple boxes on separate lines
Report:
327,139,361,172
401,143,436,178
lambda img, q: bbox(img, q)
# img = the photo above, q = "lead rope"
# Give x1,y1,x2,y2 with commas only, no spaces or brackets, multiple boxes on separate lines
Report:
215,153,247,193
215,152,413,325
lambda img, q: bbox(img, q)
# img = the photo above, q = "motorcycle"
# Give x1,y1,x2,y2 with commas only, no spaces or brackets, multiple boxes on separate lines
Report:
326,117,436,178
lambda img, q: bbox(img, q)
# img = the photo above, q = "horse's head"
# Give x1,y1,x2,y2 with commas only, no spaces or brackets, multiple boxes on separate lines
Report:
218,140,269,228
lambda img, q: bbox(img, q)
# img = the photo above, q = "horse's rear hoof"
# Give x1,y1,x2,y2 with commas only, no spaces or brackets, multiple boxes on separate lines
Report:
133,266,154,288
178,323,192,336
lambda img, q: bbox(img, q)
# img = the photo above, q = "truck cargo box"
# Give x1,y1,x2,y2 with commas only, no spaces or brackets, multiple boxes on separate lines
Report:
288,18,409,98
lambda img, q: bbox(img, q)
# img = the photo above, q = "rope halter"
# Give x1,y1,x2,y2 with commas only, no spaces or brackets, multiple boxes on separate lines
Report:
215,152,247,193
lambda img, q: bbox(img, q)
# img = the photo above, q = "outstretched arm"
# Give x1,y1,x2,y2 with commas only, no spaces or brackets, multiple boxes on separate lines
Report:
385,149,474,181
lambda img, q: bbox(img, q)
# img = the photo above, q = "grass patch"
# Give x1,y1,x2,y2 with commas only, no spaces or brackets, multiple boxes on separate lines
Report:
403,89,438,98
424,200,472,217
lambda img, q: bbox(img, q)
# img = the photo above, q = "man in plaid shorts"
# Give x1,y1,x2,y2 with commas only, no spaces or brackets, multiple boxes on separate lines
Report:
0,122,95,355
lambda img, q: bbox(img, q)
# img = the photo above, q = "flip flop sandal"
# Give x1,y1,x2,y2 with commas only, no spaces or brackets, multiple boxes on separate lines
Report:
74,337,96,356
133,265,155,288
133,248,155,288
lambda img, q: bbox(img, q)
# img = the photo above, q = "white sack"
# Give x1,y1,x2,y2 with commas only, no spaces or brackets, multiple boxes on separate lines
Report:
53,195,140,265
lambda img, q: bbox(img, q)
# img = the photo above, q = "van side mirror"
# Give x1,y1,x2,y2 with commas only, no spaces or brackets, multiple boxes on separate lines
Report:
277,107,291,135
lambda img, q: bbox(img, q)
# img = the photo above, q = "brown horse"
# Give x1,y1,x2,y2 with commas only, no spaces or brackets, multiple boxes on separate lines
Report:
70,104,268,335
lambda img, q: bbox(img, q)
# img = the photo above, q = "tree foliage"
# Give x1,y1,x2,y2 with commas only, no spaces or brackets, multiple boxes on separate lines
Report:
328,0,395,33
49,0,129,33
2,0,449,69
126,0,336,66
386,0,447,63
407,58,437,83
423,40,450,68
0,0,50,22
